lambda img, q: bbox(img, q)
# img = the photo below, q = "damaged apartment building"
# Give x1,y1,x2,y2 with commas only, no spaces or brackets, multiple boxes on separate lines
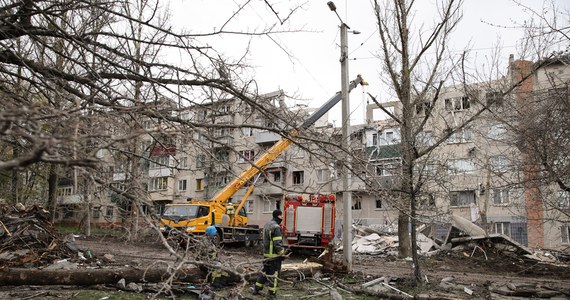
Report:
54,55,569,250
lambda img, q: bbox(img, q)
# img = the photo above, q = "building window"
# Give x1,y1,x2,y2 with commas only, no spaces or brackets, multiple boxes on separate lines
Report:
241,127,254,136
105,206,114,218
263,198,277,213
447,159,475,175
264,119,276,129
317,169,331,183
292,171,304,185
372,133,378,146
418,193,436,208
178,179,187,191
444,96,470,111
196,154,205,168
179,157,188,168
488,124,507,140
491,155,510,173
375,198,383,209
450,190,476,207
196,178,204,191
212,175,231,187
447,127,472,144
196,110,207,121
561,225,570,244
417,131,434,146
214,127,232,137
352,198,362,210
264,170,282,183
493,188,510,205
492,222,510,236
238,150,255,163
149,156,169,169
247,200,254,213
379,129,400,145
558,191,570,208
215,149,229,162
485,91,504,106
57,186,73,197
220,104,231,113
149,177,168,191
415,101,432,116
93,207,101,218
375,164,394,176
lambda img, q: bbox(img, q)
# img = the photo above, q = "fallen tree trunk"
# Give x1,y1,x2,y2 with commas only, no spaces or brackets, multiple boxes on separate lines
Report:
0,266,178,286
0,262,323,286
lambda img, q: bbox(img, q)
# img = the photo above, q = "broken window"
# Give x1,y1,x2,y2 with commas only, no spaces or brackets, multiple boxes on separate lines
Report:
415,101,432,116
375,198,383,209
485,91,504,106
444,96,470,111
292,171,304,185
238,150,255,163
449,190,476,207
418,193,436,208
352,198,362,210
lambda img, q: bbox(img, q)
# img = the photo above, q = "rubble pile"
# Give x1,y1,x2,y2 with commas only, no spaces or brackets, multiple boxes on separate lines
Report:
348,215,570,265
0,204,79,268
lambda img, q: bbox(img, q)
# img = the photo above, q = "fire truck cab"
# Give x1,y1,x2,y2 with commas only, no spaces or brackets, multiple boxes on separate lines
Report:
282,193,336,251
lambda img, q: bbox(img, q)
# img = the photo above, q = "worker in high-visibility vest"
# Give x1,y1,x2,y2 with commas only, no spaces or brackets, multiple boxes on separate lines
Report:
225,203,236,226
251,209,285,298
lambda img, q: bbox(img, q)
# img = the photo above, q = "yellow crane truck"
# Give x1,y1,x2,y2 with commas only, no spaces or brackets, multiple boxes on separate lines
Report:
159,75,367,246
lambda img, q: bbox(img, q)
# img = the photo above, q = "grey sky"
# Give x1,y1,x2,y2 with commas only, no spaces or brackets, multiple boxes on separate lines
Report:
173,0,569,125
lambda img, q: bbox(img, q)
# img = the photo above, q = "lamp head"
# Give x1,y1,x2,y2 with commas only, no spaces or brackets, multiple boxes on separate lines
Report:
327,1,337,11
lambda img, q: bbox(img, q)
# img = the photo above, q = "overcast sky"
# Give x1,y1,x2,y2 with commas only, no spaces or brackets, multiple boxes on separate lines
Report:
172,0,569,125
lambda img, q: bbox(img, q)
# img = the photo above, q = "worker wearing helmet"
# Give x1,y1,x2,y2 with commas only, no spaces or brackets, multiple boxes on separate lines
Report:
251,209,285,298
198,225,231,289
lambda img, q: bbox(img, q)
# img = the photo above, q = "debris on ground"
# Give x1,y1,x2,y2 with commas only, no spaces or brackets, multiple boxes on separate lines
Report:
0,204,84,268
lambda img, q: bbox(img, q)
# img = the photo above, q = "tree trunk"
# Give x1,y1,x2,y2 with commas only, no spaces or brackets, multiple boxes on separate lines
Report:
0,262,323,286
47,165,59,223
397,212,411,258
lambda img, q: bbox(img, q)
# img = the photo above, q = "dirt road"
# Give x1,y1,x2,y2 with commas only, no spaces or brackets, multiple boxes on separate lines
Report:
1,236,568,299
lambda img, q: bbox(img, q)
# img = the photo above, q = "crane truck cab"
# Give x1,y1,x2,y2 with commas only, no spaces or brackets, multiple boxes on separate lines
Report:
159,199,259,246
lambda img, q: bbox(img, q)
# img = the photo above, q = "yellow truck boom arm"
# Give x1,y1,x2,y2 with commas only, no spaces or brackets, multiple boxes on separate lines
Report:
210,75,367,204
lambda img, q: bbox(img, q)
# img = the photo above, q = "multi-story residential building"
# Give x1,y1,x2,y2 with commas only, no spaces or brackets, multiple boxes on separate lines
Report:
54,54,568,250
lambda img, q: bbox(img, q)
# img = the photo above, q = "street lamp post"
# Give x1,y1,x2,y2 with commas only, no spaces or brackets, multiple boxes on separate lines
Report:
328,1,353,271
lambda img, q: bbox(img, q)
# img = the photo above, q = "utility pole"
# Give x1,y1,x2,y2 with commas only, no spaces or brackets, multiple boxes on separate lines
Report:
340,22,352,270
328,1,354,271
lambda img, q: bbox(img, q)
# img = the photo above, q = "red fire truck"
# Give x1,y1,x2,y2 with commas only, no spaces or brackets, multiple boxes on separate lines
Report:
282,193,336,252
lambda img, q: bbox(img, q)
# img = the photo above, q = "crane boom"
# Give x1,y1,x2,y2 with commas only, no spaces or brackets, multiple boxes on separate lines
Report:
210,75,367,204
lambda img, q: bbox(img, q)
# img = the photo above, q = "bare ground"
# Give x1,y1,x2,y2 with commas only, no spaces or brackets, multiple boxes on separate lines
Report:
1,235,569,299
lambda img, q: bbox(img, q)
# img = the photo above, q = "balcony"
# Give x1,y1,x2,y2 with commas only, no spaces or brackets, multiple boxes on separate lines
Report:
255,130,281,144
148,167,172,178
